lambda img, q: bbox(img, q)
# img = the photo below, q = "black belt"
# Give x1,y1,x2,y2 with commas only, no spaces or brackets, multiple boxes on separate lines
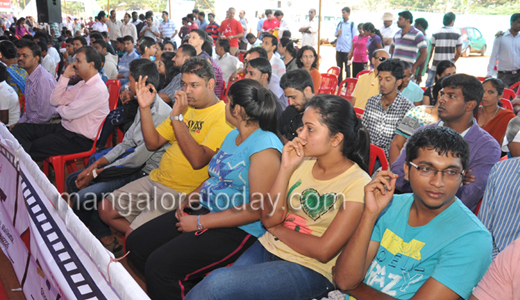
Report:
498,70,520,75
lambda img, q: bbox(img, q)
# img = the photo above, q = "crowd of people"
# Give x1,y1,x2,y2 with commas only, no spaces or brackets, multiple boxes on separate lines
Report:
0,5,520,300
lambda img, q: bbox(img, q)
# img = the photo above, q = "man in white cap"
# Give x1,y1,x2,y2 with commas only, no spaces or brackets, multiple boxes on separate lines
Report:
380,12,399,52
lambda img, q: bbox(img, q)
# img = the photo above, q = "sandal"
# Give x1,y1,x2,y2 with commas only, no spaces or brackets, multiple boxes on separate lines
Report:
102,236,124,258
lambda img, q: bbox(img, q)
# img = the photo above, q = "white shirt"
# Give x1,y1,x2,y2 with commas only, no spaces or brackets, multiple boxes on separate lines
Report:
106,18,122,40
278,19,290,40
0,81,20,126
269,54,286,79
47,46,60,69
268,74,288,110
216,52,242,85
121,22,138,43
380,24,399,52
104,53,119,80
91,21,108,32
42,55,56,77
301,18,318,47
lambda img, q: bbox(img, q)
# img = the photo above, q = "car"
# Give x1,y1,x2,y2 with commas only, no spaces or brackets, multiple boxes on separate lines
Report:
460,27,487,57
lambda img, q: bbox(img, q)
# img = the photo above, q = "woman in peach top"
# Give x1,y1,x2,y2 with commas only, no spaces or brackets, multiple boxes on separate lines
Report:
297,46,321,93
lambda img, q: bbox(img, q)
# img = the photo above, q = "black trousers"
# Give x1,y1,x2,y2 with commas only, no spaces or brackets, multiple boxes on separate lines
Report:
336,50,351,83
11,123,93,160
126,209,257,300
352,62,367,79
498,72,520,88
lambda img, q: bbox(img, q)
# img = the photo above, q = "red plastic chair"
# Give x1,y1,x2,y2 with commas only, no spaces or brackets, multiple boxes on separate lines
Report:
368,144,389,176
500,99,514,111
503,88,515,101
317,73,338,95
477,76,486,82
337,78,358,101
474,199,482,215
105,79,121,110
327,66,341,77
237,52,245,63
43,120,105,194
356,70,370,78
509,82,520,93
221,78,241,103
354,107,365,119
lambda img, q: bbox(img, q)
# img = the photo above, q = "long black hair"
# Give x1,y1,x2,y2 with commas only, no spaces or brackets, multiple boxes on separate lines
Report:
363,22,383,41
227,79,279,135
307,95,370,173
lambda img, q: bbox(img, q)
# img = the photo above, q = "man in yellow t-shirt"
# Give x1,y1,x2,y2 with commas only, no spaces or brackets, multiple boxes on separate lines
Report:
352,49,390,109
99,57,233,236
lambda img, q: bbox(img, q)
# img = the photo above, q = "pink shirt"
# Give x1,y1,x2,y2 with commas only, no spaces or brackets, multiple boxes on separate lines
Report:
188,23,199,32
50,73,109,140
352,35,370,63
473,238,520,300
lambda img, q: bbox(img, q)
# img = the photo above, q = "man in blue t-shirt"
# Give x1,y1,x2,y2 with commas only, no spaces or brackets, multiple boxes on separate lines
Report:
334,126,492,300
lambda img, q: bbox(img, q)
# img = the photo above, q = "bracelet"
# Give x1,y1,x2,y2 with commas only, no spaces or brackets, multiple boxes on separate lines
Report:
92,168,98,179
197,215,204,230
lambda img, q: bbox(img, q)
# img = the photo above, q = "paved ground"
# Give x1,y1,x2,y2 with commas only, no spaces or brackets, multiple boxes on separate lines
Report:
317,44,491,84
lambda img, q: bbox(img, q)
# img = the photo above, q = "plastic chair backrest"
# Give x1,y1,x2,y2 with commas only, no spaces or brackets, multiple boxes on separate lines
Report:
327,66,341,77
368,144,389,176
356,70,370,78
354,107,365,119
106,79,121,110
317,73,338,95
337,78,358,100
237,52,245,63
509,82,520,93
477,76,486,82
500,98,514,111
221,78,240,102
503,88,515,101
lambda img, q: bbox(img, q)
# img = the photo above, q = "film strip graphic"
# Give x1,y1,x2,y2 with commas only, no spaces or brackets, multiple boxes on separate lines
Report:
0,142,17,169
21,173,107,300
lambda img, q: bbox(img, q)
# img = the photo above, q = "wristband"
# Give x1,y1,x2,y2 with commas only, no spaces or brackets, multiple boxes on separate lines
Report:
92,168,98,179
197,215,204,230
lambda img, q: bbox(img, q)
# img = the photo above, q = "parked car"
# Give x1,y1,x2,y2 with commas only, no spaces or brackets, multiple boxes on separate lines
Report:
460,27,487,57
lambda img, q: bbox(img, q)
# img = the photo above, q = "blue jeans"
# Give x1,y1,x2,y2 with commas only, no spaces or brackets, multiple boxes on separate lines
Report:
66,169,146,239
425,69,436,88
184,241,335,300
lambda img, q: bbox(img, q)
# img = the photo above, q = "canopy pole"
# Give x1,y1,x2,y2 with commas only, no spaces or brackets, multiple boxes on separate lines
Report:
168,0,172,17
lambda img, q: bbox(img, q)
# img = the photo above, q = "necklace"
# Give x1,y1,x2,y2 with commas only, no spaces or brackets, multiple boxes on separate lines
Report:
479,106,500,126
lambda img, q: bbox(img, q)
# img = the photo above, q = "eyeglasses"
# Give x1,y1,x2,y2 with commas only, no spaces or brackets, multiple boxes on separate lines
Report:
374,57,386,62
409,162,465,180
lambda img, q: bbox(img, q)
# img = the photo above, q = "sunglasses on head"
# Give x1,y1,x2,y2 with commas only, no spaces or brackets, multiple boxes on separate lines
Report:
375,56,387,62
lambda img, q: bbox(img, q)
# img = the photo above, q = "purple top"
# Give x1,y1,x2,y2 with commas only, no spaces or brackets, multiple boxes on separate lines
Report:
15,25,29,37
391,120,501,212
19,65,58,124
367,34,382,68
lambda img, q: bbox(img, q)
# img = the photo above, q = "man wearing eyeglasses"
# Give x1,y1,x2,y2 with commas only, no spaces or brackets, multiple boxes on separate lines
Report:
391,74,501,212
351,49,390,109
335,126,493,300
299,9,318,48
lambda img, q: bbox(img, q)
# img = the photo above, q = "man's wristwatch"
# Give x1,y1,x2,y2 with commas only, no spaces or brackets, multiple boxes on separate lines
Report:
197,215,204,230
170,114,183,122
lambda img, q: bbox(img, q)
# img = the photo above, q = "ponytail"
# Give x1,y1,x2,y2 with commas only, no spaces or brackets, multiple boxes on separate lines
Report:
307,94,370,173
227,79,279,136
374,29,383,42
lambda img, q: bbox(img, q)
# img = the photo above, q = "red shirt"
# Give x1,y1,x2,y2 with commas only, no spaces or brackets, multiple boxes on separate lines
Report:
262,18,280,32
219,18,244,48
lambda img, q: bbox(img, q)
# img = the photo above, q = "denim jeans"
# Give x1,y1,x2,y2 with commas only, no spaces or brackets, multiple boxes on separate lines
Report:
425,69,436,88
185,241,335,300
66,169,146,239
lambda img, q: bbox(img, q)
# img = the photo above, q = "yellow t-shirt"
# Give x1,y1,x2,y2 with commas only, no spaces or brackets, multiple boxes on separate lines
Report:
259,158,371,284
353,71,380,109
150,101,233,193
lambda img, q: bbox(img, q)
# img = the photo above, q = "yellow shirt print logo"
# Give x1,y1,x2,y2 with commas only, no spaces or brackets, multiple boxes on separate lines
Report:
380,229,425,260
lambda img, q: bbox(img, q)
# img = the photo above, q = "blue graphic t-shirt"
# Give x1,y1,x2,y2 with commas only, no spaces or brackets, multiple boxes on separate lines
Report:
358,193,492,300
199,128,283,237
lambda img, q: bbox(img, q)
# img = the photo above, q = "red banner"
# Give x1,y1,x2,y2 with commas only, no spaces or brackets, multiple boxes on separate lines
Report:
0,1,11,10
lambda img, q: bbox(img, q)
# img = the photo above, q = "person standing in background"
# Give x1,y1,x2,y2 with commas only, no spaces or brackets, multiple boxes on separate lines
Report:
299,9,318,49
335,7,357,83
380,12,399,53
349,23,369,78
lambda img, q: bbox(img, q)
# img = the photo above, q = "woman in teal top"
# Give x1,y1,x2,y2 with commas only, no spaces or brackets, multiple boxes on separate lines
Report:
126,79,283,300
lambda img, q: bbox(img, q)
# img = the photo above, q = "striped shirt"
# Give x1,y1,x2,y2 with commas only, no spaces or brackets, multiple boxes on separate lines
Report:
19,65,57,124
391,26,427,64
159,19,177,40
430,26,462,71
205,22,220,42
362,92,414,157
478,158,520,258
